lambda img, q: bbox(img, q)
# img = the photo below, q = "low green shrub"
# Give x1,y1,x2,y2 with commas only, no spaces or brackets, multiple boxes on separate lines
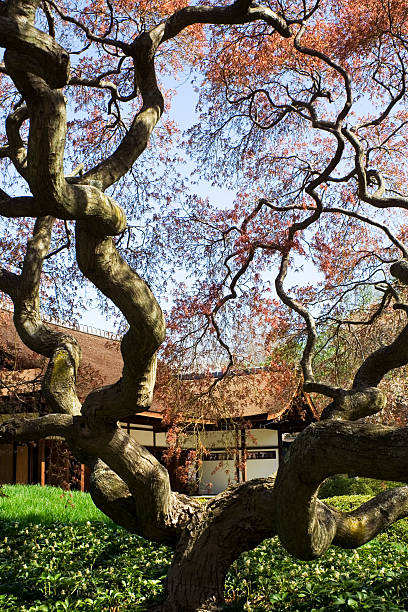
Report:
318,475,404,499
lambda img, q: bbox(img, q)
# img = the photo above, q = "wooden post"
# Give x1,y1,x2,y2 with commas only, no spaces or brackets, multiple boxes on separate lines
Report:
241,428,247,483
80,464,85,492
277,428,283,465
39,439,46,486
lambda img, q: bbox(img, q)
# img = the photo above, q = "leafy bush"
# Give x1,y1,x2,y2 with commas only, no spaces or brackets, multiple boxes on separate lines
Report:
318,475,404,499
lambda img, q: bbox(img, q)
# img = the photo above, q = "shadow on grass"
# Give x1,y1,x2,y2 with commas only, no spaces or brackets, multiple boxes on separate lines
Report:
0,510,115,528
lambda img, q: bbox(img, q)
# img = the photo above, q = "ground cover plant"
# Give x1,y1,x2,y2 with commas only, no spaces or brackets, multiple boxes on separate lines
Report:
0,485,172,611
1,486,408,611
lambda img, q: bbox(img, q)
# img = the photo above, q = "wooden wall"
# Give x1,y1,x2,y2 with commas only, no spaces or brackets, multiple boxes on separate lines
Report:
0,440,89,491
15,445,28,484
0,443,13,484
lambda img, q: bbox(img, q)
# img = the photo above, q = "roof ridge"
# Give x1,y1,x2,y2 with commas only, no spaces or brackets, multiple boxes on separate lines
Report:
180,366,270,380
0,304,122,341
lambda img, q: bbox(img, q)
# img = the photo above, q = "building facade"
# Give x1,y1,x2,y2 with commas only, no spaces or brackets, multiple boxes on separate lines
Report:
0,308,318,494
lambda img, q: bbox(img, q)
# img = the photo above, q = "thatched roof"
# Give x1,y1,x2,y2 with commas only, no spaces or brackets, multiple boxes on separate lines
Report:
0,308,317,428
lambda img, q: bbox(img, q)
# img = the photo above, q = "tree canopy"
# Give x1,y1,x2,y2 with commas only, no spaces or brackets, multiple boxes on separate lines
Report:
2,0,408,609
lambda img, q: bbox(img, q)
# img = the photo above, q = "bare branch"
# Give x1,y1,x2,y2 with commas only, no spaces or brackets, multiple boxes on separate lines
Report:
41,0,55,38
44,220,71,260
45,0,131,52
0,414,74,444
322,206,408,258
75,0,291,190
343,127,408,210
294,24,352,126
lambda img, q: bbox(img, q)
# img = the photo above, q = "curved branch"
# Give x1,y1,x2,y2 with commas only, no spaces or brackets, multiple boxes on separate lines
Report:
5,103,28,179
0,413,74,443
0,414,182,544
9,68,127,234
76,423,213,548
333,486,408,548
70,417,177,543
319,387,387,421
88,459,142,533
294,24,352,125
322,206,408,258
275,420,408,560
2,5,126,237
11,216,82,416
353,321,408,388
0,266,19,299
343,127,408,210
273,127,346,383
357,51,406,130
0,14,69,89
159,2,291,44
274,190,323,382
0,189,39,217
45,0,131,52
76,222,165,419
69,76,136,103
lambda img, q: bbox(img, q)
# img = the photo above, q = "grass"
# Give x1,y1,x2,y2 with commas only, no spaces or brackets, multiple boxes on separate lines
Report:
0,484,113,525
1,485,408,610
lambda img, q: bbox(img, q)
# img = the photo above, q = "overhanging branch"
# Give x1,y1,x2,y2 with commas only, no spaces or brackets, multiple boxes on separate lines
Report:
275,421,408,560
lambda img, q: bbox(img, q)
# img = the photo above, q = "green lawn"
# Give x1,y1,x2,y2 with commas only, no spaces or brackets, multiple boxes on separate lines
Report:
1,485,408,610
0,484,113,525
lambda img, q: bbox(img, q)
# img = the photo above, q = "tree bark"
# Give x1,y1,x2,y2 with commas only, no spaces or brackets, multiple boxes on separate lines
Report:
160,479,277,610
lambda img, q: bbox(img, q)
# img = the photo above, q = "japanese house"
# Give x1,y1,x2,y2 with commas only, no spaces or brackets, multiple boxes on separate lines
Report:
0,307,318,494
